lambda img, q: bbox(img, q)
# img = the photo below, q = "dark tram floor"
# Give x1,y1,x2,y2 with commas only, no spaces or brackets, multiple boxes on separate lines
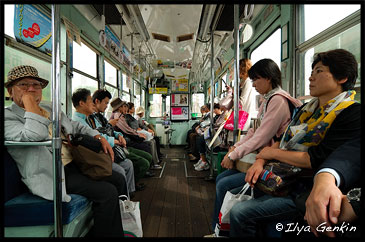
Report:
132,145,216,237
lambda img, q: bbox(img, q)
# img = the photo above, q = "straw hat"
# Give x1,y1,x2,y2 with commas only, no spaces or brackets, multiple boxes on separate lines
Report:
5,65,49,88
136,106,145,114
110,97,125,112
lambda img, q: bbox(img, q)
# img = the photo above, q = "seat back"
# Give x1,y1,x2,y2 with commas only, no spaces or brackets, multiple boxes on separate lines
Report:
4,148,28,202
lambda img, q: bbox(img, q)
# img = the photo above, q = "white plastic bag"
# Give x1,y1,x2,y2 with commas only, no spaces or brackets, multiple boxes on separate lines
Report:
119,195,143,237
216,183,254,236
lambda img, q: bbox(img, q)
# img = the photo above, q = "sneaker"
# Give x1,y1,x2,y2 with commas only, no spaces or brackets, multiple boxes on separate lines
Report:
151,164,162,170
195,161,209,171
203,233,216,238
193,159,203,167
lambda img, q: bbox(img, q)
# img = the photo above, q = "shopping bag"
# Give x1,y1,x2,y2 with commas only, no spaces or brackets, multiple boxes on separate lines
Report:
119,195,143,237
216,183,254,236
223,110,249,131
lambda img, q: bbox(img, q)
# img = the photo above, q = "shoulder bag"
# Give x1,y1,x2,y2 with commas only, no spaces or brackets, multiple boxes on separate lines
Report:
67,133,113,180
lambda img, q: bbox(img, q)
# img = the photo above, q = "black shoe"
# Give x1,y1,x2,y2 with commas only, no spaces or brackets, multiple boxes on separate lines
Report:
136,183,145,191
144,171,155,177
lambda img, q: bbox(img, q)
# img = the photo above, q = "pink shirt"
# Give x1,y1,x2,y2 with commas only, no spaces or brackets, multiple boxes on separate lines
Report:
229,95,294,160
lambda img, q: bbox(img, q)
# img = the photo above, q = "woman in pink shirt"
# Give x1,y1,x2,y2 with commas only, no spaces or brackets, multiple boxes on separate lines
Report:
210,58,302,233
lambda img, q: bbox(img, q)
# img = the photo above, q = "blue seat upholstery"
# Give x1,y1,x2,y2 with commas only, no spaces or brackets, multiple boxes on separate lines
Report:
4,148,91,227
5,193,90,227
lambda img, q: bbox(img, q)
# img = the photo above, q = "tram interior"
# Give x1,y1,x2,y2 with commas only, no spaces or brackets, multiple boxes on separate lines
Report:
3,3,361,238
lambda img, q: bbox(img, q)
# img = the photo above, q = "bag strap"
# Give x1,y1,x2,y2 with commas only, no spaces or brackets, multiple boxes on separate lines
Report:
119,194,129,201
237,183,254,199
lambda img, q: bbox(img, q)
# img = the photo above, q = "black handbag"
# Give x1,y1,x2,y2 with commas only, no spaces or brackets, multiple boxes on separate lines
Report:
255,161,313,197
113,145,129,161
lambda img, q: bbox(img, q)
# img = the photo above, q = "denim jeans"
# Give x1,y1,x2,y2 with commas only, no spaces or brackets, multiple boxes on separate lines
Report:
212,169,246,230
229,193,298,237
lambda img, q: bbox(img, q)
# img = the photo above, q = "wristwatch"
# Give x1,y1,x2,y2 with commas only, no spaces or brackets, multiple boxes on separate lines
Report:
346,188,361,216
347,188,361,202
227,153,234,162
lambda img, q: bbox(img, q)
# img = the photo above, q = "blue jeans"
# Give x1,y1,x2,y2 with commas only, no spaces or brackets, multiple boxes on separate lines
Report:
212,169,246,230
229,193,298,237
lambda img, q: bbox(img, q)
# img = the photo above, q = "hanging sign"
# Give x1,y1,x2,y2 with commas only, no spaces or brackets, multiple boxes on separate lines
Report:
149,87,168,94
62,16,81,45
14,4,52,56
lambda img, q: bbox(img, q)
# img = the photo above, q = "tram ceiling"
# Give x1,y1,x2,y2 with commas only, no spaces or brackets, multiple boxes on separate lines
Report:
79,4,257,82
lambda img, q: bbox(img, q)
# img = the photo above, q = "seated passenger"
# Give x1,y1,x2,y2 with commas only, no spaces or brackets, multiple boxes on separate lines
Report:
188,104,211,161
194,103,225,171
110,98,162,170
210,58,302,234
124,102,162,169
91,89,147,191
229,49,360,237
187,105,208,161
71,88,135,196
135,106,164,159
4,65,126,237
303,137,360,238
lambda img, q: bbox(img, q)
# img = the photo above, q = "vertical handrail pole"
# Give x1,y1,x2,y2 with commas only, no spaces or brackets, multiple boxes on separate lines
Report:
233,4,240,144
209,26,214,175
51,4,63,237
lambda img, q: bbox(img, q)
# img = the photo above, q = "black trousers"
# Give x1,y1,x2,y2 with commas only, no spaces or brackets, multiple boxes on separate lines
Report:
64,162,127,237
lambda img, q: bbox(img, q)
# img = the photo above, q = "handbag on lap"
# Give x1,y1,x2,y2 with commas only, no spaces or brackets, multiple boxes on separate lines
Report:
66,133,113,180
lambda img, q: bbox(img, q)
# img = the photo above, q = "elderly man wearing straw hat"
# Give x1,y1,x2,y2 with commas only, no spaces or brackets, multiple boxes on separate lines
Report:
4,65,126,237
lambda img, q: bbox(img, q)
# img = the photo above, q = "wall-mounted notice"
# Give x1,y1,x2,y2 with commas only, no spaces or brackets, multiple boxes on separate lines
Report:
171,94,188,106
170,107,189,121
14,4,52,56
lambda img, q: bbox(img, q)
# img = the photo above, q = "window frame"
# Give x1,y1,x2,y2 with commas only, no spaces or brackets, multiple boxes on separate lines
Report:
295,6,361,99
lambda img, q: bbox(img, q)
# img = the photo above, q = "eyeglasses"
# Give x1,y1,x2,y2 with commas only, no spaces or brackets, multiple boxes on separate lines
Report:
15,82,43,90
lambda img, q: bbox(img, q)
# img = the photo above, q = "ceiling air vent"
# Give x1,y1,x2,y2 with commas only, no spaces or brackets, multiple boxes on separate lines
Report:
152,33,171,42
177,33,194,42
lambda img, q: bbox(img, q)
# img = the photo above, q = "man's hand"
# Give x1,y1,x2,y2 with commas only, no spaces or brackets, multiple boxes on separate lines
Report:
245,158,265,187
96,136,114,162
118,135,127,147
109,119,118,126
22,93,42,115
304,172,342,237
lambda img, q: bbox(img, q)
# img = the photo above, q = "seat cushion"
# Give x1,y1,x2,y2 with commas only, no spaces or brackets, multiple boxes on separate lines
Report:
5,193,91,227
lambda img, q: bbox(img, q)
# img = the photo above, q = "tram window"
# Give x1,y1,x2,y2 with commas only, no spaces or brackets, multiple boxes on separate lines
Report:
72,41,97,78
191,93,205,117
4,4,15,38
122,73,131,92
300,23,361,102
150,94,163,117
299,5,360,44
134,81,141,106
141,89,146,109
4,45,51,106
121,92,131,102
104,60,118,87
71,72,98,116
104,85,119,119
250,28,281,68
